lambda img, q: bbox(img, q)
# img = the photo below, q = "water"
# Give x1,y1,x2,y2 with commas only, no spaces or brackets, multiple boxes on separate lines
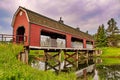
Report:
96,65,120,80
77,58,120,80
31,58,120,80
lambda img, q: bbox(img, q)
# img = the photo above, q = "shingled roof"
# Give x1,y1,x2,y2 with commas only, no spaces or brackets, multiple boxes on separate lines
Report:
19,6,94,41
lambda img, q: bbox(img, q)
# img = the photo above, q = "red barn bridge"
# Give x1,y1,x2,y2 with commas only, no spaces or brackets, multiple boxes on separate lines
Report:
12,6,94,48
1,6,96,72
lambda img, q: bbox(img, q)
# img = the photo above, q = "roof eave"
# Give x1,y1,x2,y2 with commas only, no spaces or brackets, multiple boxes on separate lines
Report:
11,6,30,27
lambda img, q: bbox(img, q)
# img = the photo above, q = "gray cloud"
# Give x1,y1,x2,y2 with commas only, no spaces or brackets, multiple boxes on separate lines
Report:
0,0,120,34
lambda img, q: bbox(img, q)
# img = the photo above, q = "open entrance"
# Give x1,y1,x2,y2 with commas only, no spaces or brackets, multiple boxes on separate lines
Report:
71,37,83,48
16,26,25,43
41,30,66,48
86,41,93,49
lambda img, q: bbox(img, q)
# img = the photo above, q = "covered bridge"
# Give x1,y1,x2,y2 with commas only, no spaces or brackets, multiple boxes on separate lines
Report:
12,6,94,49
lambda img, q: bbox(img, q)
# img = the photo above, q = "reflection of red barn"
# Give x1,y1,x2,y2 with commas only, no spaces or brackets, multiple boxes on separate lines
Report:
12,6,94,48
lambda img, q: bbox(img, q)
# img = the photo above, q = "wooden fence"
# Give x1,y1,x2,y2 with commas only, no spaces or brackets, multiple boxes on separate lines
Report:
0,34,27,43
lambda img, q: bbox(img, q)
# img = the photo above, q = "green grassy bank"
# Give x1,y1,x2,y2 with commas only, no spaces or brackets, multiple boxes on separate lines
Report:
0,43,76,80
99,47,120,58
96,47,120,65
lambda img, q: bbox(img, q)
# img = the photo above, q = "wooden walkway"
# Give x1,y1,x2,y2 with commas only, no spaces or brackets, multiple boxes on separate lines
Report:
22,46,95,73
29,46,95,51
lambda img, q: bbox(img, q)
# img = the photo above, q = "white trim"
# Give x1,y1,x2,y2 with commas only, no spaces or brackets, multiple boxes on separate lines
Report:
11,7,30,27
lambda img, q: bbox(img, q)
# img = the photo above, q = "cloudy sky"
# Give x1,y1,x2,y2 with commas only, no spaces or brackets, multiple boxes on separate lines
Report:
0,0,120,34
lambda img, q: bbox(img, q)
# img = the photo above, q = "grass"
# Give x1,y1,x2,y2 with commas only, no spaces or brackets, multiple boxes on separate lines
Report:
94,47,120,65
0,43,76,80
98,58,120,65
98,47,120,57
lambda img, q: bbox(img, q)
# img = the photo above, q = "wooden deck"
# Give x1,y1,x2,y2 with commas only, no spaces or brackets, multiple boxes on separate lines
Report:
18,46,95,73
26,46,95,73
29,46,95,51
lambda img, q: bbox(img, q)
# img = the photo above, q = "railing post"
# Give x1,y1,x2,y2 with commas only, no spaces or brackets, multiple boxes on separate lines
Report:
2,34,3,42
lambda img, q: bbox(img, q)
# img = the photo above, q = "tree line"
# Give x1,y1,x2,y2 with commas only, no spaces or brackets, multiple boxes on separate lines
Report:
94,18,120,47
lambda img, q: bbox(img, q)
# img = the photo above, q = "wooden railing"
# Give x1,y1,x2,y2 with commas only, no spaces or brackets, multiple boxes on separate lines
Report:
0,34,27,43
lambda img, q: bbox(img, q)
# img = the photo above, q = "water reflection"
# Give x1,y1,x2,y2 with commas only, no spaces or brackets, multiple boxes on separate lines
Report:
31,58,120,80
93,69,99,80
97,65,120,80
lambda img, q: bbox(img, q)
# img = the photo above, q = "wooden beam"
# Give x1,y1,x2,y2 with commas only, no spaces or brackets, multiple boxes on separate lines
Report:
64,50,79,68
44,50,62,72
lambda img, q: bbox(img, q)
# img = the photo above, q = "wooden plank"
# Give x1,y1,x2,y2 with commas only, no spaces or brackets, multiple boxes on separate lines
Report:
29,46,95,51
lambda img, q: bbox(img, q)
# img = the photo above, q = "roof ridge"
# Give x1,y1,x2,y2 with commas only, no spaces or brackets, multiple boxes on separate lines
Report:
19,6,93,40
20,7,88,33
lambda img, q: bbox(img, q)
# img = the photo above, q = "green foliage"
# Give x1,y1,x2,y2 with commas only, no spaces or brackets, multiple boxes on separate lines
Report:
29,50,44,64
106,18,120,47
99,47,120,57
95,24,107,47
0,43,76,80
106,18,119,35
95,18,120,47
107,34,120,47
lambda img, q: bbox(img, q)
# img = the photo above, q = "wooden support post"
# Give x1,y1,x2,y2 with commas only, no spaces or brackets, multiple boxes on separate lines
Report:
86,50,88,58
25,50,28,64
58,50,61,72
76,50,79,68
24,47,29,64
64,50,67,68
64,50,79,68
20,52,25,63
83,69,87,80
44,50,48,71
86,58,88,66
44,50,62,73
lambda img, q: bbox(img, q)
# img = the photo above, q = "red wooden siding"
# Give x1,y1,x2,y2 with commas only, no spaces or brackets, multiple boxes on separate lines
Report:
30,24,41,46
13,10,29,46
66,34,72,48
83,39,86,48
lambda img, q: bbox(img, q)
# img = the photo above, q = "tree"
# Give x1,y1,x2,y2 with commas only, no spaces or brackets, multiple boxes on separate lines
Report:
106,18,119,36
95,24,107,47
106,18,120,47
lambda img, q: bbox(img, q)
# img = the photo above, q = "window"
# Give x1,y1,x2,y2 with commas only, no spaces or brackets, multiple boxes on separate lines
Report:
19,11,23,16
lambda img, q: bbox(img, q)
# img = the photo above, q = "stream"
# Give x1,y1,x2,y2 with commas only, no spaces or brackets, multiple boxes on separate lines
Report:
31,57,120,80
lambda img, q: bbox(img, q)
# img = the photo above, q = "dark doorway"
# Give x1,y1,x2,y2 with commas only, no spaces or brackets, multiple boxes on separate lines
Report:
16,26,25,43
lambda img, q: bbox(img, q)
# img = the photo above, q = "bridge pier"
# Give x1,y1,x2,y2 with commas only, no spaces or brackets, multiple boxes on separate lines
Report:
19,46,95,72
17,46,29,64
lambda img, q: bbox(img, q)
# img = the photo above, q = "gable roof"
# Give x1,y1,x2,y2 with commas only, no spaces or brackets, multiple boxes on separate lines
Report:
13,6,94,41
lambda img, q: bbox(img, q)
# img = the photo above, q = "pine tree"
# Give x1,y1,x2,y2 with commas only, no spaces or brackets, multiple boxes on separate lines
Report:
106,18,119,36
95,24,107,47
106,18,120,47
